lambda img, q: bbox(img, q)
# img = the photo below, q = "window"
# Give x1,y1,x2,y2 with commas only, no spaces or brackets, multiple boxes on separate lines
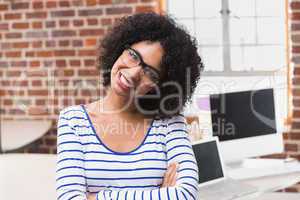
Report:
167,0,289,128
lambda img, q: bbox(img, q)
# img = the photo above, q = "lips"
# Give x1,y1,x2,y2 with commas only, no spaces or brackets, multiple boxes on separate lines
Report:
117,71,134,91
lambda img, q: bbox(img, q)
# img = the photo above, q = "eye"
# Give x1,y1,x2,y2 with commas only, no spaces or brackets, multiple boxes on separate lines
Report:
128,49,140,62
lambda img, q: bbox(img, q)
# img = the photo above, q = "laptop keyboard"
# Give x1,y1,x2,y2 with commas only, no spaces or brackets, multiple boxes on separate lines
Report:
199,178,258,200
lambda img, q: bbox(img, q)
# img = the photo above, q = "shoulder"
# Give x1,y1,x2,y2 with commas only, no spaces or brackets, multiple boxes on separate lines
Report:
59,105,84,117
58,105,87,127
167,114,187,129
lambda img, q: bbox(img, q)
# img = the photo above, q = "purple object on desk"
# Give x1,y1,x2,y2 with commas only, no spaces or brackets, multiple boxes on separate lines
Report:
196,97,210,111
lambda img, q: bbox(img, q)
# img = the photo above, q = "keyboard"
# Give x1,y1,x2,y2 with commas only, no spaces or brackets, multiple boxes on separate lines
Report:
227,162,300,180
199,178,258,200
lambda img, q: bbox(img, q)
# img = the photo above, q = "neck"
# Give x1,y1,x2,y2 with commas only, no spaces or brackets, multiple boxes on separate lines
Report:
100,88,141,119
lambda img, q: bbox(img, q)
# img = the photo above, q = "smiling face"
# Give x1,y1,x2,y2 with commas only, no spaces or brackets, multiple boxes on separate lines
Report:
110,41,164,98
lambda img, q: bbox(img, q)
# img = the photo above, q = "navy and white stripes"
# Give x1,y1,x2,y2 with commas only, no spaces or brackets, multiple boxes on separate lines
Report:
56,105,199,200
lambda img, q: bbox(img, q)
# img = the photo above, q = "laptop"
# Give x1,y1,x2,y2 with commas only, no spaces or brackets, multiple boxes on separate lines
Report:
192,137,259,200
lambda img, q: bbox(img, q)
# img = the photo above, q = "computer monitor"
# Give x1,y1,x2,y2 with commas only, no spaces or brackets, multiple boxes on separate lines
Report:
208,88,283,164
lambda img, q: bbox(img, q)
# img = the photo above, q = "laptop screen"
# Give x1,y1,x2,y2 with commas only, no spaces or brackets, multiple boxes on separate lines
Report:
192,140,224,184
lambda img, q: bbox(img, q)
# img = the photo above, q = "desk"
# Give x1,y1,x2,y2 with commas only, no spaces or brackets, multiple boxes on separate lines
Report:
235,171,300,200
252,192,300,200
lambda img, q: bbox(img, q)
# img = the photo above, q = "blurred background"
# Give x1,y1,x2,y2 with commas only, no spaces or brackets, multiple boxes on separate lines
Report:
0,0,299,199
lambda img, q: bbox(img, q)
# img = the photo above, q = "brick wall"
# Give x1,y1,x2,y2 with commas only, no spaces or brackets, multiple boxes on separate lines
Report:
284,0,300,192
0,0,160,153
1,0,300,192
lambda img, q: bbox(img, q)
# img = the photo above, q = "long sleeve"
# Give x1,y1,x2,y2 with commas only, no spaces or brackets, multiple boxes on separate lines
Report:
96,115,199,200
56,109,87,200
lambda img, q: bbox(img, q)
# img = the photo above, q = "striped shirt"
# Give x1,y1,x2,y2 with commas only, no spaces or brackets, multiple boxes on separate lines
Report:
56,105,199,200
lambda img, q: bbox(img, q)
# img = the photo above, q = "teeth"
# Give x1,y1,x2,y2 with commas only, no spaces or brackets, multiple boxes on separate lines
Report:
120,74,132,88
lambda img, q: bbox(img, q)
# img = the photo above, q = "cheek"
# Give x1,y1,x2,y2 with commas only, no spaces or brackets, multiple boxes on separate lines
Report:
136,82,154,95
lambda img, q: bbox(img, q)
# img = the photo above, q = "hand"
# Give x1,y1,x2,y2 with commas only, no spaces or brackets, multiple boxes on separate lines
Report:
161,162,179,188
87,193,97,200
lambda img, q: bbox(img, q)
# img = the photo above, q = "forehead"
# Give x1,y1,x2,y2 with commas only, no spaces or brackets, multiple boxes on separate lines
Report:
131,41,164,71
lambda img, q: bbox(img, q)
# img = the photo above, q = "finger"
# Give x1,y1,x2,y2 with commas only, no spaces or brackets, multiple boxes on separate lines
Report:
162,163,174,187
169,164,179,186
170,172,178,186
163,163,177,187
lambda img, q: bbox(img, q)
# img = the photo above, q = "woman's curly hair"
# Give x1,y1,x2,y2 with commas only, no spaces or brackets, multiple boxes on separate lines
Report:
97,12,204,119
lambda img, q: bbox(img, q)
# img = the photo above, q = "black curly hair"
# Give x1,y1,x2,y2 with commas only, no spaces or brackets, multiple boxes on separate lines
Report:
97,12,204,119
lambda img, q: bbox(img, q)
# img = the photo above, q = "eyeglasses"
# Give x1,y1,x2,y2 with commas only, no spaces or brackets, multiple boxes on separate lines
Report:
121,45,161,84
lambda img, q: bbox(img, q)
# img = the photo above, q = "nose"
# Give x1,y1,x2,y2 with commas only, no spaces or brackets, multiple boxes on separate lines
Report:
126,66,143,83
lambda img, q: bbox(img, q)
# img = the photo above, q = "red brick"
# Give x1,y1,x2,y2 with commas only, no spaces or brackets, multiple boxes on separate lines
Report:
0,61,8,67
46,21,56,28
291,2,300,10
33,1,44,9
101,18,112,26
293,110,300,118
52,30,76,37
13,42,29,49
5,32,22,39
54,69,74,77
54,50,75,57
85,38,97,46
28,90,49,96
44,41,54,49
30,61,40,68
70,60,81,67
59,1,70,7
11,61,27,68
46,1,57,8
32,41,43,48
25,51,35,57
0,23,9,30
32,80,42,86
135,5,156,13
79,29,104,36
59,20,70,27
78,8,103,16
27,70,48,77
58,40,68,47
84,59,96,66
0,4,8,11
72,40,83,47
32,22,43,29
290,132,300,140
6,70,21,77
106,7,132,15
12,22,29,29
26,12,47,19
78,69,99,76
11,2,29,9
51,10,75,18
73,20,84,27
5,51,21,58
56,60,67,68
292,88,300,96
4,13,22,20
28,106,49,115
78,50,96,56
99,0,112,4
87,18,98,26
3,99,13,106
87,0,97,6
14,80,28,87
36,51,53,57
285,143,298,151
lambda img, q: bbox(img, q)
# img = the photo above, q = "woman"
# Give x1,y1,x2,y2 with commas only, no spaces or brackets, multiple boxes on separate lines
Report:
56,13,204,200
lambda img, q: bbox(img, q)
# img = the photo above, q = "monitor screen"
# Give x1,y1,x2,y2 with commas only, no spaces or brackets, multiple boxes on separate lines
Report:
210,88,277,141
192,141,224,184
